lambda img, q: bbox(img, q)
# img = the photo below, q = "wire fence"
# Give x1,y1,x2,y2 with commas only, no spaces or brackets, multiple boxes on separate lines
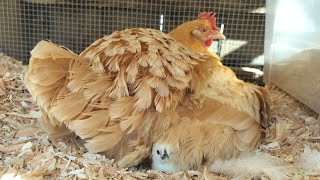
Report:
0,0,266,84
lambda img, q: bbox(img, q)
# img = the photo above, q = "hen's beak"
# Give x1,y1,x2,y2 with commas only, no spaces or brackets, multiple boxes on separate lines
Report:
209,31,226,40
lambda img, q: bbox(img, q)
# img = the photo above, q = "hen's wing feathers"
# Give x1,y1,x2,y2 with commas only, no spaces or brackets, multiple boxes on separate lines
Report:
61,28,210,153
80,29,202,110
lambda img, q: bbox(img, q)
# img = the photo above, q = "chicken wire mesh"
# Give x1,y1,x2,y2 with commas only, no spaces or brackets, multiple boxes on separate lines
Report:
0,0,266,84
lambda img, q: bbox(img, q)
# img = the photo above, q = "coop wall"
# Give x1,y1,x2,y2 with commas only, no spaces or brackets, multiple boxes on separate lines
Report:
264,0,320,114
0,0,266,84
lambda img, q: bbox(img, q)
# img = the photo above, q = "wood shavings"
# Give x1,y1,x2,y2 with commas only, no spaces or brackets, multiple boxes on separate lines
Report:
0,78,5,97
21,142,33,151
15,127,42,137
0,53,319,179
0,144,24,153
6,110,42,119
275,122,288,143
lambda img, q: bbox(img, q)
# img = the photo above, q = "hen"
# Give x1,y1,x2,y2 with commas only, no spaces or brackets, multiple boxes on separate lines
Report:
24,17,220,167
24,12,269,171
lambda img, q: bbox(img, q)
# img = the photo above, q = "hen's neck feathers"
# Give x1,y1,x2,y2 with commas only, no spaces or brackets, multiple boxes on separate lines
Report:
168,22,225,97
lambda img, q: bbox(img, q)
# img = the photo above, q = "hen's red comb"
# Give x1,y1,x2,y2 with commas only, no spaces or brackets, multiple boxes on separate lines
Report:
198,12,220,31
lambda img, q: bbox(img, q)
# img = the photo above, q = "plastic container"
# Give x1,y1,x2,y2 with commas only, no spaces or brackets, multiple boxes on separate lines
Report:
264,0,320,113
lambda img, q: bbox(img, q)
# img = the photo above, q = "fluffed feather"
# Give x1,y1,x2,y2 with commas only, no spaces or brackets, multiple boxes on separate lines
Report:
209,151,296,180
295,146,320,173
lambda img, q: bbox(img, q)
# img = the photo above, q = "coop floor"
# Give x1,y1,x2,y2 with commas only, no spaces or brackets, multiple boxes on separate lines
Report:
0,53,319,180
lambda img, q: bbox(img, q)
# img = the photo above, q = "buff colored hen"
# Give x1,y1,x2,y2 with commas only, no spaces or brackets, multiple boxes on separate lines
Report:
24,12,269,171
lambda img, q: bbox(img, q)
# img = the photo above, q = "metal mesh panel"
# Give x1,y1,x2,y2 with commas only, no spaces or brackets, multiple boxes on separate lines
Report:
0,0,266,84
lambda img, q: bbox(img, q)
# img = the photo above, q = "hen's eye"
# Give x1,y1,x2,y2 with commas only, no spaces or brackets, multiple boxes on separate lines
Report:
198,28,207,32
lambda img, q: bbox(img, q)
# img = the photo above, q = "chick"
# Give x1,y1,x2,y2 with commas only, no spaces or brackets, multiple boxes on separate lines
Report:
151,143,182,172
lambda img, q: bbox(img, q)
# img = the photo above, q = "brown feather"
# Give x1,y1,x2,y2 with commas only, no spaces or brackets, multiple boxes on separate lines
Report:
108,97,135,120
68,110,109,139
84,132,123,153
50,91,88,123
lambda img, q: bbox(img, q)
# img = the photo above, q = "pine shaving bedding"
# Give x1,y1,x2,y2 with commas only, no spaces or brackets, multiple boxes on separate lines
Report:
0,53,319,180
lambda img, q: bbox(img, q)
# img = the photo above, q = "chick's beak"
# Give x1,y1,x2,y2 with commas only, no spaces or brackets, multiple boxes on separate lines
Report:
161,149,170,160
209,30,226,40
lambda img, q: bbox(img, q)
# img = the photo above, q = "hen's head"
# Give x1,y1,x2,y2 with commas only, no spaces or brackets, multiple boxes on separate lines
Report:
169,12,225,53
193,12,225,48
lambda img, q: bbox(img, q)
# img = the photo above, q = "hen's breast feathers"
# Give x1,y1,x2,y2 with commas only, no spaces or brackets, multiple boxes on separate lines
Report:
206,65,270,128
179,62,270,152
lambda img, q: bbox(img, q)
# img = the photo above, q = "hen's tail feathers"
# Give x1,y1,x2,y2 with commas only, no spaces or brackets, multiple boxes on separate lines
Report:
24,40,78,135
39,107,73,138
